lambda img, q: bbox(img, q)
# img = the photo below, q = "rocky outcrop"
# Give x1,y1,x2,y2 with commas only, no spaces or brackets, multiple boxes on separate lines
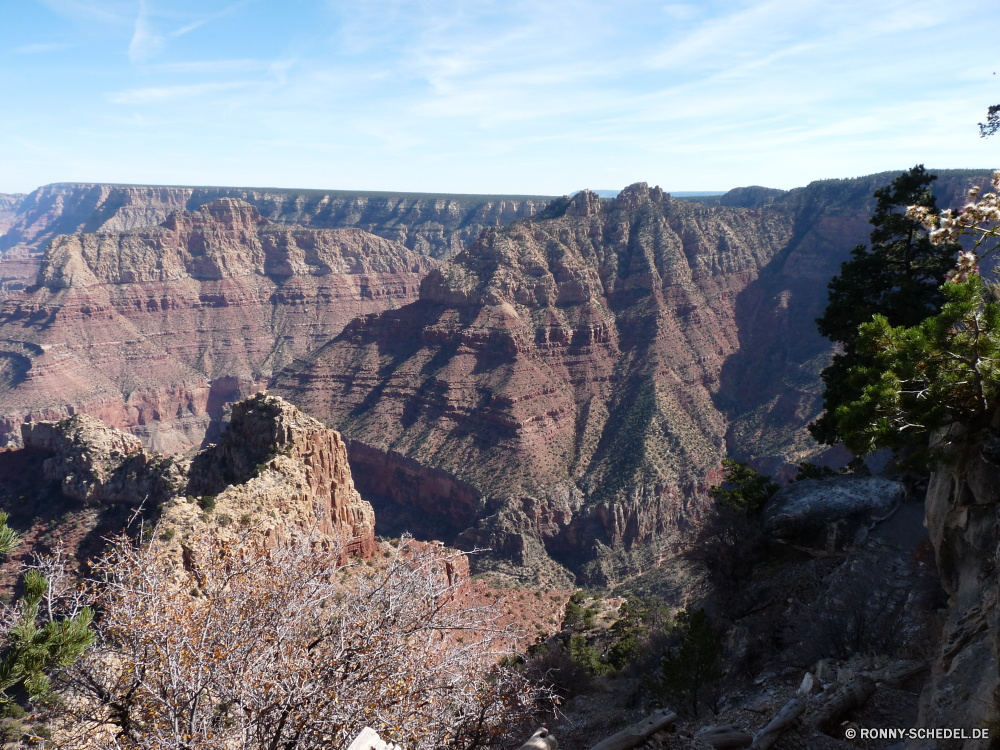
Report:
183,392,376,556
21,414,181,504
19,394,377,556
914,426,1000,749
0,199,432,450
761,476,906,552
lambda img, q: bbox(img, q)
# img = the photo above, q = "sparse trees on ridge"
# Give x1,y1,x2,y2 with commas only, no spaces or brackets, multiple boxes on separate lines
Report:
55,530,552,749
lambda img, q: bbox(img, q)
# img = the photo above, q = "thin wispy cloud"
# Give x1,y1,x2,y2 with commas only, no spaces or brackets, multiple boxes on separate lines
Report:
10,42,68,54
128,0,163,62
107,81,251,104
35,0,133,25
1,0,998,194
128,0,252,63
170,2,250,38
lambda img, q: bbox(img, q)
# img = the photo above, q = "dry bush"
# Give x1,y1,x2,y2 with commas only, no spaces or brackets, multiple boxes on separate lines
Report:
786,552,907,663
56,531,552,749
524,639,597,699
688,507,768,597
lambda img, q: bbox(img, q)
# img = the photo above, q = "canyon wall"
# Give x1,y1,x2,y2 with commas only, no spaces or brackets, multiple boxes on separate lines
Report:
914,424,1000,748
273,183,787,579
0,183,552,262
0,194,29,297
0,194,24,236
1,171,993,579
273,171,995,579
0,198,432,451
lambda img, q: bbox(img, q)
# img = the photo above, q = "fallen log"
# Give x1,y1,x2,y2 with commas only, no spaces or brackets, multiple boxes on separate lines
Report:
589,709,678,750
805,675,876,735
346,727,402,750
749,698,805,750
694,724,753,749
868,660,928,688
518,727,558,750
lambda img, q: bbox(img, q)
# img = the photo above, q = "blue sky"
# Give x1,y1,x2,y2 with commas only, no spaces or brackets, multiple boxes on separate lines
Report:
1,0,998,195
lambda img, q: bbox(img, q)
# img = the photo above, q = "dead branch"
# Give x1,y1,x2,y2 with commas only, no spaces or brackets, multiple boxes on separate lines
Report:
694,724,753,749
804,675,876,735
589,709,678,750
749,699,805,750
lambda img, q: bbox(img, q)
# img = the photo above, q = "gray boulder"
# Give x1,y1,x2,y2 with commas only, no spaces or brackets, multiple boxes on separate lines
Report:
761,476,905,552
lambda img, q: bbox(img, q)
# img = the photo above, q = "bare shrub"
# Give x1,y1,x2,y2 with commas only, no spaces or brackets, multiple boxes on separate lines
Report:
689,507,768,597
787,552,906,662
56,531,552,749
525,639,597,698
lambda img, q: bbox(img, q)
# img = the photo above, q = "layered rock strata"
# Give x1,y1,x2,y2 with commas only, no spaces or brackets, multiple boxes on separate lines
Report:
0,194,24,237
274,183,788,578
0,198,432,450
1,183,551,261
0,194,29,297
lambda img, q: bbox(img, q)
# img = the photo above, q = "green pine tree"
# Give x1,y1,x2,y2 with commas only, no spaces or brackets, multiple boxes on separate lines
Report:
811,165,960,446
836,275,1000,464
709,459,778,518
0,512,94,704
647,608,721,717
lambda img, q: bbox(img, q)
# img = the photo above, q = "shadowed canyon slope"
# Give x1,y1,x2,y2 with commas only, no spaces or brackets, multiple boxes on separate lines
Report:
273,184,793,579
0,198,433,452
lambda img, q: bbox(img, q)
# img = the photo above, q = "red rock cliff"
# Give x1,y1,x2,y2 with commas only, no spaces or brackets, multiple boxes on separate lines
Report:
273,184,783,579
0,199,433,451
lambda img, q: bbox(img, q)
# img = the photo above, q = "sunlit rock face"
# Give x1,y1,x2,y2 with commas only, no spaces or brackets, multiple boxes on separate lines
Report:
273,184,792,577
0,199,433,451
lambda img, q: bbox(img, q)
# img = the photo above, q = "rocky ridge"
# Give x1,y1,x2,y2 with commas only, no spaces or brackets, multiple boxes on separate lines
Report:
274,183,792,580
2,171,995,581
274,170,995,580
183,392,376,556
19,393,377,557
21,414,183,505
0,198,433,451
0,183,551,262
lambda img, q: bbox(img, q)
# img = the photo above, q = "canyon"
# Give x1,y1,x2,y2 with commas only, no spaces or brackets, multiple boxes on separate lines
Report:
0,182,550,261
0,171,993,580
0,197,432,452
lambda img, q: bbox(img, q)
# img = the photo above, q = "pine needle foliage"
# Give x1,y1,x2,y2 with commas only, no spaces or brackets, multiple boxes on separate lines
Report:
0,515,94,705
645,608,721,717
709,459,779,518
836,274,1000,464
811,165,961,446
